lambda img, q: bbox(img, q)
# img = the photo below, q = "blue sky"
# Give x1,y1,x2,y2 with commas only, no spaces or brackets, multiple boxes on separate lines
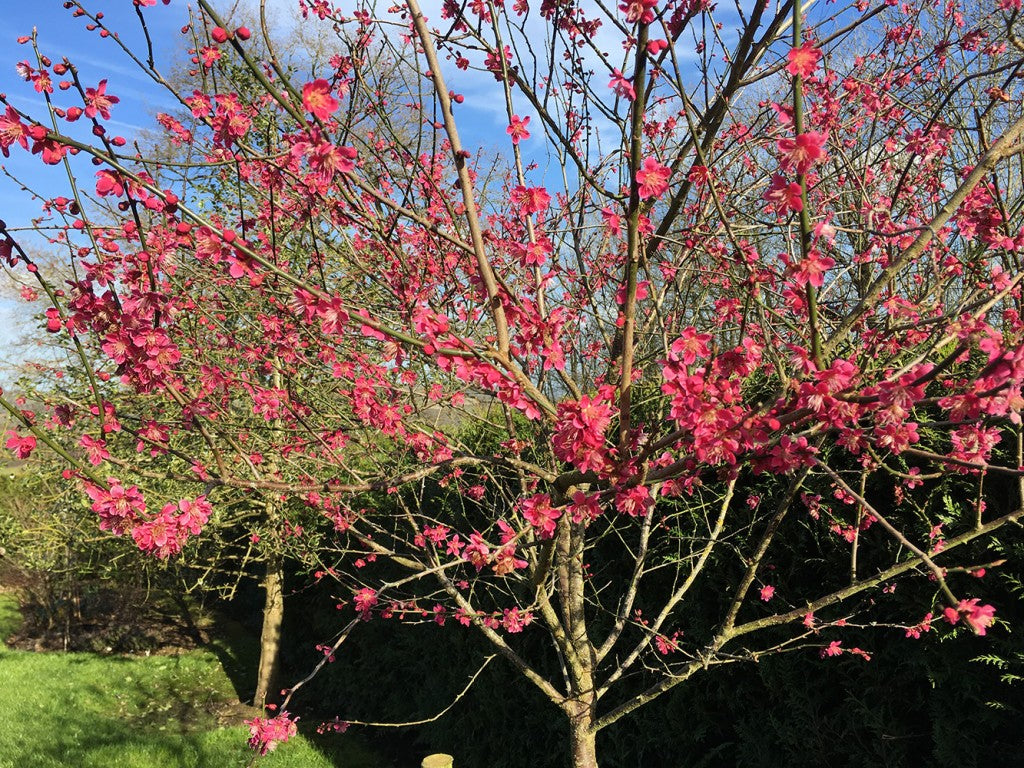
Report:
0,3,189,371
0,0,536,372
0,0,798,377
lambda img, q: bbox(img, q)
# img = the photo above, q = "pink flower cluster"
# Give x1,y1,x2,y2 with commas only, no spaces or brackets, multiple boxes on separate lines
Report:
131,497,213,559
85,479,147,536
552,388,615,475
943,598,996,635
246,712,298,755
520,493,562,539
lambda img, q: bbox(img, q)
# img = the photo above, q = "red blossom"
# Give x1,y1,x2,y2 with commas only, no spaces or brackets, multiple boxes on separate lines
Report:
302,79,339,120
83,80,119,120
764,174,803,214
791,250,835,288
520,493,562,539
506,114,531,145
636,157,670,199
944,598,996,635
0,106,29,157
353,587,378,618
510,185,551,214
777,131,828,175
786,43,821,79
619,0,658,23
5,431,36,459
609,69,636,101
246,713,298,755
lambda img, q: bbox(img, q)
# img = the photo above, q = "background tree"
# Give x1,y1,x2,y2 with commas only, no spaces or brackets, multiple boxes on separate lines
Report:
2,1,1024,766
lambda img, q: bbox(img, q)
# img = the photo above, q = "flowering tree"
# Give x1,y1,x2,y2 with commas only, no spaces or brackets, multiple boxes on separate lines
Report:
3,0,1024,765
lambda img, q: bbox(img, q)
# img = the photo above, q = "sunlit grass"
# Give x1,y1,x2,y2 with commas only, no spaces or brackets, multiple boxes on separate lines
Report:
0,593,380,768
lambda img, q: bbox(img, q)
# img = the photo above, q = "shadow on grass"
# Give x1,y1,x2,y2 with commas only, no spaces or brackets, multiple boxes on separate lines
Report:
0,592,23,641
196,620,388,768
204,615,262,706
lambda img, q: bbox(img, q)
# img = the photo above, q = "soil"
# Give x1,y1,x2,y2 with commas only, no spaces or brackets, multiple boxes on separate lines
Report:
0,563,207,654
4,605,206,653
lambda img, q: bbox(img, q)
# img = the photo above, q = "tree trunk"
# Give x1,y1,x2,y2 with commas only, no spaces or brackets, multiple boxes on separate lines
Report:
569,716,599,768
566,697,600,768
254,553,284,708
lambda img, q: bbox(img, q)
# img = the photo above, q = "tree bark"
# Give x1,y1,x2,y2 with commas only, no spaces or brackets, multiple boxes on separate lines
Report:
254,552,284,708
569,715,599,768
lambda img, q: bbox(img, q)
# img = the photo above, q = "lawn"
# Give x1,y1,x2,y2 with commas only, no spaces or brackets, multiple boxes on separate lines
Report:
0,593,381,768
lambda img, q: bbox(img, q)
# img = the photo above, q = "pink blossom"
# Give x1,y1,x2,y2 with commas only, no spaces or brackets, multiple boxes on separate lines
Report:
83,80,119,120
569,491,603,524
777,131,828,175
5,432,36,459
463,533,491,570
602,206,622,236
302,79,339,120
821,640,843,657
950,598,996,635
791,250,835,288
609,69,636,101
0,106,29,157
85,479,146,535
506,114,531,145
95,170,125,198
552,390,614,474
520,493,562,539
353,587,378,618
786,43,821,79
905,612,933,639
670,328,712,366
764,174,803,214
79,434,109,465
246,713,298,755
501,607,533,633
510,185,551,214
636,157,670,199
760,585,775,602
619,0,658,24
615,484,653,517
484,45,513,81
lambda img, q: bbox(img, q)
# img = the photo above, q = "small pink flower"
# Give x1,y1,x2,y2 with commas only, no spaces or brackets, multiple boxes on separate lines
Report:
760,585,775,602
520,493,562,539
609,69,636,101
786,43,821,79
5,432,36,460
777,131,828,175
821,640,843,657
353,588,378,619
636,157,670,199
959,598,996,635
619,0,658,23
792,250,835,288
764,174,803,214
302,79,339,120
506,114,531,145
83,79,119,120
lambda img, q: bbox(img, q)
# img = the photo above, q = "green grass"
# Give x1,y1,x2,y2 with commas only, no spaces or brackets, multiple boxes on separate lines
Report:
0,591,21,640
0,594,381,768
